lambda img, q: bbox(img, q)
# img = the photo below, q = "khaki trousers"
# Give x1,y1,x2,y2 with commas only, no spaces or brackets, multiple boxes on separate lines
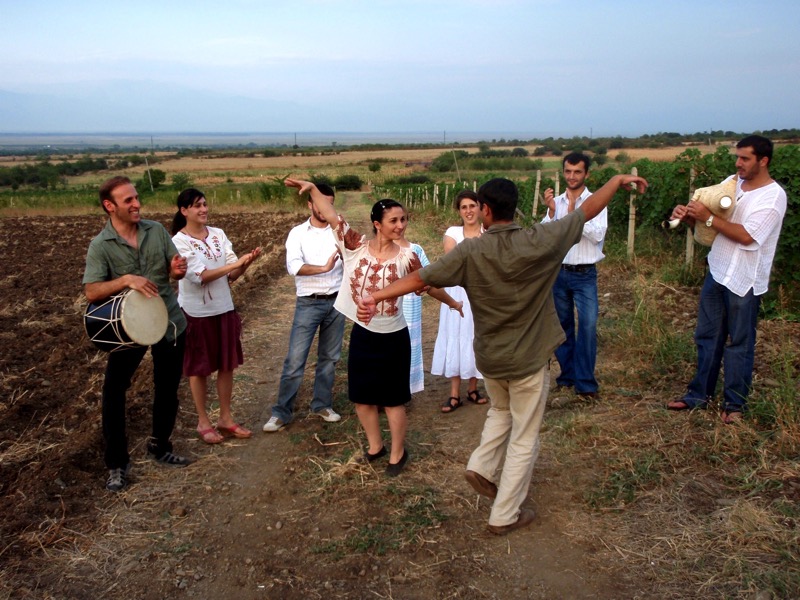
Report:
466,365,549,526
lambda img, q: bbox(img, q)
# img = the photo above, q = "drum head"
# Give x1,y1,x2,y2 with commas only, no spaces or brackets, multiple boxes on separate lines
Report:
120,290,169,346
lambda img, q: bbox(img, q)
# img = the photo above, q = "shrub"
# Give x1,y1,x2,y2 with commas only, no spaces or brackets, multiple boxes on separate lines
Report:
368,162,381,172
333,174,363,191
171,173,193,190
310,174,333,187
392,175,431,184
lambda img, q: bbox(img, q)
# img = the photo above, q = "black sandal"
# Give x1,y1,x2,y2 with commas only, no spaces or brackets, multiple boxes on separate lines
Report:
441,396,462,413
467,389,488,405
362,446,387,462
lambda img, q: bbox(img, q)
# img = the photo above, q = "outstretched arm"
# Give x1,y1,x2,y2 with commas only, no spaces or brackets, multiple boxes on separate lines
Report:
426,287,463,317
579,175,648,222
284,178,338,225
356,271,427,323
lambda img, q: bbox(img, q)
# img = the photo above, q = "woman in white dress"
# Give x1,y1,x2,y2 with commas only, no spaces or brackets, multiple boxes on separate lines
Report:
431,190,486,413
398,232,430,395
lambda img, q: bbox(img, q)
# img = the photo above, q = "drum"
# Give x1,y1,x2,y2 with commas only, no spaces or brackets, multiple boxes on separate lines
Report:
84,289,169,352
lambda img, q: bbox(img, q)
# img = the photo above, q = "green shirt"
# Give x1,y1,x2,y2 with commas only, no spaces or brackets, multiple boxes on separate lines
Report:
420,211,585,379
83,219,186,340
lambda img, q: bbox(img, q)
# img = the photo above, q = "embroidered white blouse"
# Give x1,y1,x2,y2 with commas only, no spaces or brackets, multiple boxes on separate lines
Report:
332,216,422,333
173,227,238,318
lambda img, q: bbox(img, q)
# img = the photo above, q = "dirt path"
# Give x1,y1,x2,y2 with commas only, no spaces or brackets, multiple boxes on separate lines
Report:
13,195,638,599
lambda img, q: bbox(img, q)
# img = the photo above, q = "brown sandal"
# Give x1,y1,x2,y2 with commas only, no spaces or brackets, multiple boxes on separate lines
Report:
441,396,462,413
467,389,488,405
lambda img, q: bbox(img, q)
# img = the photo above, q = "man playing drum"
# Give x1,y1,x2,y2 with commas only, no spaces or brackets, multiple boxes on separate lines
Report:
83,176,192,492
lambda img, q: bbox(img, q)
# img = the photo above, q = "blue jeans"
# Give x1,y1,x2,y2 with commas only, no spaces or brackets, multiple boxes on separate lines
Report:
553,266,599,394
102,332,185,469
682,272,760,413
271,296,345,422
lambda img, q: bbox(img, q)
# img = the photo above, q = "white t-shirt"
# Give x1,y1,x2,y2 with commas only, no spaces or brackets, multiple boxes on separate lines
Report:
332,216,422,333
173,227,237,317
708,176,786,297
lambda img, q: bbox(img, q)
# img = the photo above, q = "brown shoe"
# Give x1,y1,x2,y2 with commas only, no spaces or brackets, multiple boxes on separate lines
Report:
465,470,498,499
486,509,536,535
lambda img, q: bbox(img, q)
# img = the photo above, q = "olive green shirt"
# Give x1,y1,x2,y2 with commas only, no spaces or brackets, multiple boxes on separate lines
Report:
420,211,585,380
83,219,186,341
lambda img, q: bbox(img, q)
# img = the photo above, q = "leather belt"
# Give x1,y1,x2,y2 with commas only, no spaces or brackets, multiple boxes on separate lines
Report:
306,292,338,300
561,264,594,273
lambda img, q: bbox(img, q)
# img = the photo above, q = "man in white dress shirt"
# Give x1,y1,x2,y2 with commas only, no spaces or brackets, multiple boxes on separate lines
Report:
542,152,607,398
666,135,786,423
263,184,345,431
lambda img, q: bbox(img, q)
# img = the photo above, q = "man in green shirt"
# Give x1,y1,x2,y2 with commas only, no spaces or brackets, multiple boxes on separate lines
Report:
83,176,191,492
359,174,647,534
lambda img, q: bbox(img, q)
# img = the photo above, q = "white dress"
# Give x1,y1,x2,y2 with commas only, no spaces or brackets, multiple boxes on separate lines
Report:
403,243,430,393
430,226,482,380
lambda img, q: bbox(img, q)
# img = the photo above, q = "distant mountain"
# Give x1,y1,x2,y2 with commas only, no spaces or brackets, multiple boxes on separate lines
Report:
0,82,350,132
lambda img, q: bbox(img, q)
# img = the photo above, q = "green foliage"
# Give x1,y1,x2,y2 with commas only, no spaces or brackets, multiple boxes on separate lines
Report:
430,150,468,172
257,181,286,203
368,161,381,172
312,486,447,557
333,174,363,191
135,169,167,193
0,155,107,189
585,451,665,507
310,174,333,187
614,151,631,164
390,174,431,184
170,173,193,190
430,149,541,172
766,144,800,311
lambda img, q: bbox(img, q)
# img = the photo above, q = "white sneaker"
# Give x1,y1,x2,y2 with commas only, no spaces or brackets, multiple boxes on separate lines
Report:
314,408,341,423
262,416,285,432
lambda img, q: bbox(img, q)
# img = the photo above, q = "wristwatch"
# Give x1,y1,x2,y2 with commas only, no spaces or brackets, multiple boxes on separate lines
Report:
705,215,714,228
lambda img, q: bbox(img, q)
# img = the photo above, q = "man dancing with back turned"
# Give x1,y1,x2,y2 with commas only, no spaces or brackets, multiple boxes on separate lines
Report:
358,173,647,534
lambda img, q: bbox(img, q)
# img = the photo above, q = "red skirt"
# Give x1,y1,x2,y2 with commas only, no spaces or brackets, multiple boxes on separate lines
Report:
182,310,244,377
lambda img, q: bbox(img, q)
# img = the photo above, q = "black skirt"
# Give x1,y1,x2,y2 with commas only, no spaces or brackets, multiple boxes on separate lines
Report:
348,323,410,406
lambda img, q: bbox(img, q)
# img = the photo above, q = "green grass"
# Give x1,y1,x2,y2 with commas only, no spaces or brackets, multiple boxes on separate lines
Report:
311,486,447,557
585,451,666,508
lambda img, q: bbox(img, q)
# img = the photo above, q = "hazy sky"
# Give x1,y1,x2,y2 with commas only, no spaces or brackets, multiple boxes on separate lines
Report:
1,0,798,137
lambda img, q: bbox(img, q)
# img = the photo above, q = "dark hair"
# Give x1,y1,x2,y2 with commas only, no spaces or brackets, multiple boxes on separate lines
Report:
315,183,336,199
737,135,773,165
563,152,591,171
477,178,518,222
98,176,132,214
454,189,478,210
370,198,405,233
171,188,206,234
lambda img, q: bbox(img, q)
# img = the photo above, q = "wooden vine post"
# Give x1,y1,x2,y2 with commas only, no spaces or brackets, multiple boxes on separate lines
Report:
685,167,696,265
532,170,541,217
627,166,638,259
